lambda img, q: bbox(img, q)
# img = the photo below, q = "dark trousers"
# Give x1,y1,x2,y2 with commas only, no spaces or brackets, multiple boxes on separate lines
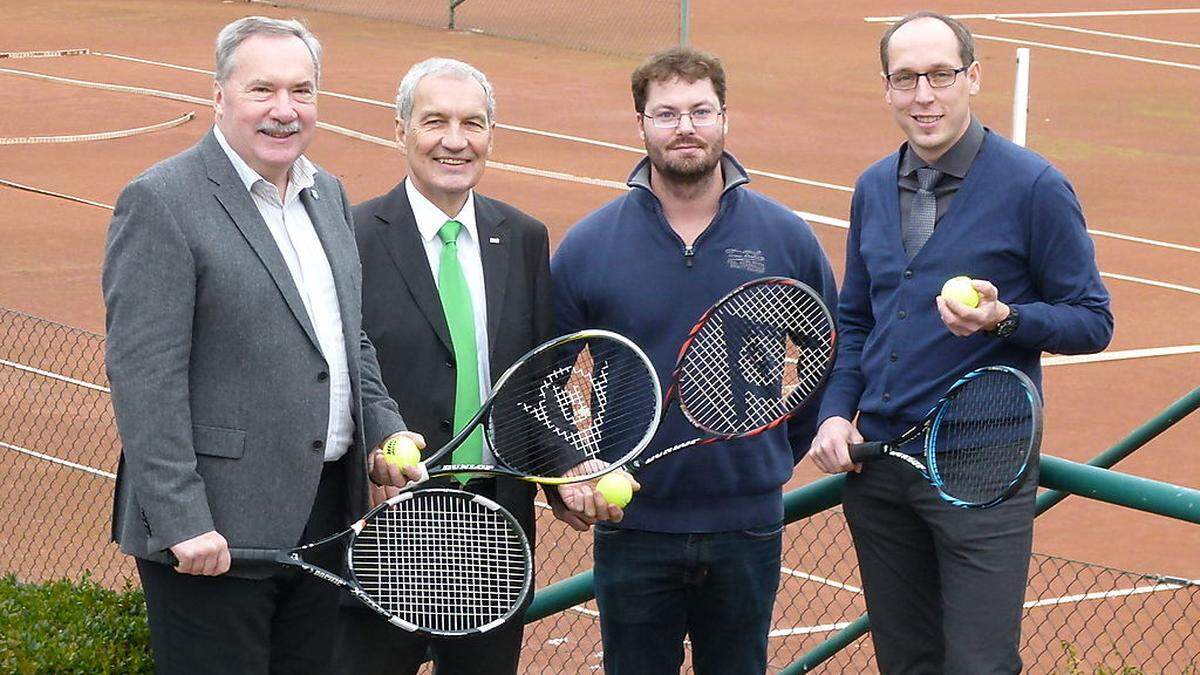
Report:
843,456,1037,675
332,477,527,675
592,523,784,675
333,606,524,675
137,460,348,675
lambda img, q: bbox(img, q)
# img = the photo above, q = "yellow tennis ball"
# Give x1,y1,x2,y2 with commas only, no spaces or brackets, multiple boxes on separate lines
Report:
596,473,634,509
381,435,421,468
941,276,980,308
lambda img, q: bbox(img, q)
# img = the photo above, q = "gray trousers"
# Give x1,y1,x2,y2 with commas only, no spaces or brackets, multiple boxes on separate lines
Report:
843,456,1037,674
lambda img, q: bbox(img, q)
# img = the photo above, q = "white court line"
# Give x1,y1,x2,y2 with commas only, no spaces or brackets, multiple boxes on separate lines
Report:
1,358,110,392
6,54,1199,261
992,17,1200,50
866,9,1200,22
769,621,855,638
1043,344,1200,367
768,580,1197,637
973,33,1200,71
781,566,863,593
1023,580,1198,609
1102,271,1200,296
1091,229,1200,254
89,50,857,193
0,441,116,479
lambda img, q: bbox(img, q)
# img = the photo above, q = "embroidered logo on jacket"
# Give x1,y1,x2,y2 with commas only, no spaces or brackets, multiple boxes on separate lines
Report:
725,248,766,273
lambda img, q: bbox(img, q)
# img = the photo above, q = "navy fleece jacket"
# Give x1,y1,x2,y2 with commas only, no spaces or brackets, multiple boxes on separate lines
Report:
551,153,838,532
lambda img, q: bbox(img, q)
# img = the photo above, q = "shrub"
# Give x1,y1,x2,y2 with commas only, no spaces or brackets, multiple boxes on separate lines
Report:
0,574,152,674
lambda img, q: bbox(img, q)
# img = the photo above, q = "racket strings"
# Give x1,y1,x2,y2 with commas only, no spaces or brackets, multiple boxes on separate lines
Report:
350,492,529,634
677,282,834,435
484,338,658,479
930,370,1036,505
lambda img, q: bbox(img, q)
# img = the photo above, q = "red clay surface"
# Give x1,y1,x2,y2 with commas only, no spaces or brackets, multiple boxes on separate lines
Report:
2,0,1198,671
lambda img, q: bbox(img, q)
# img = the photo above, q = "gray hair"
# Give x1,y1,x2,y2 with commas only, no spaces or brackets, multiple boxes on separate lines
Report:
395,58,495,125
215,16,322,85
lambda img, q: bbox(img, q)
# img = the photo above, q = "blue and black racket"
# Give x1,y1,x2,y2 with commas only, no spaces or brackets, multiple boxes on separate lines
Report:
849,365,1042,508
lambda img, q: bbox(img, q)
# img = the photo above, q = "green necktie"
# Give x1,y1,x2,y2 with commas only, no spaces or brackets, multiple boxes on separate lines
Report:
437,219,482,483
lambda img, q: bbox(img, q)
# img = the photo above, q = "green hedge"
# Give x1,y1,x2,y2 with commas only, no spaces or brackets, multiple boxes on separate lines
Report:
0,574,152,674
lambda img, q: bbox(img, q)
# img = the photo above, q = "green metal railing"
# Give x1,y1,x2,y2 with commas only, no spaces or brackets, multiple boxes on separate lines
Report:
525,387,1200,672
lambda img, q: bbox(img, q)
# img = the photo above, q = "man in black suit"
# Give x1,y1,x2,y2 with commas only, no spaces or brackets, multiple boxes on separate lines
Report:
335,57,576,674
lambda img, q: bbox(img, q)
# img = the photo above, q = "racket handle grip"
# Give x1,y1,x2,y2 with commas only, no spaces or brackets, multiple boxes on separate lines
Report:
228,548,282,564
163,548,279,568
848,442,885,463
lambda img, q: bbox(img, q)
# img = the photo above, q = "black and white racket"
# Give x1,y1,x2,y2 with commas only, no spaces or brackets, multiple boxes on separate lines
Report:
176,488,532,636
627,276,837,473
849,365,1043,508
411,329,661,485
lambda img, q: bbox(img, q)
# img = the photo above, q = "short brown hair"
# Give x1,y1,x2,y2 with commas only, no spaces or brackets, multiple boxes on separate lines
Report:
879,11,975,74
631,47,726,114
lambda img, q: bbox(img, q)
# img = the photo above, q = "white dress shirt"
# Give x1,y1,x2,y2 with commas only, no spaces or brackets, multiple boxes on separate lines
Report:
214,126,353,461
405,178,494,462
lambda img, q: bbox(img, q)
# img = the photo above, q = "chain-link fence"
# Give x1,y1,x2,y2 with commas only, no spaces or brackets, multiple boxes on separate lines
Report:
2,306,1197,672
253,0,684,58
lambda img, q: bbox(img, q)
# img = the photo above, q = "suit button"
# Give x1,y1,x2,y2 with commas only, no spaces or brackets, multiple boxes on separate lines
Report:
897,310,907,319
882,393,891,402
445,360,454,369
317,371,329,382
904,270,913,279
889,352,898,362
312,440,324,450
440,419,453,431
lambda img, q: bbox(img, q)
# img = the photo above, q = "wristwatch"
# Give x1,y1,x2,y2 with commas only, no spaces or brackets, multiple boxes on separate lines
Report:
988,305,1020,339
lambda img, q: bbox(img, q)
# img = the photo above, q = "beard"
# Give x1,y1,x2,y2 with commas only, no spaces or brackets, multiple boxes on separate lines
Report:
646,134,724,185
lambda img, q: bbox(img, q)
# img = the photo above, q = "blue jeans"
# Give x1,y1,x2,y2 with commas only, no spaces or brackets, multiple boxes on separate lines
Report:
593,523,784,675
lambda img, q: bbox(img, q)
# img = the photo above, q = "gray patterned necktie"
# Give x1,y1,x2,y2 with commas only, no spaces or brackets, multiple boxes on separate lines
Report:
904,167,942,259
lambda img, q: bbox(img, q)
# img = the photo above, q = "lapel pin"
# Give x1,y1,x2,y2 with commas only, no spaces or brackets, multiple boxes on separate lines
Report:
489,236,501,244
310,188,320,201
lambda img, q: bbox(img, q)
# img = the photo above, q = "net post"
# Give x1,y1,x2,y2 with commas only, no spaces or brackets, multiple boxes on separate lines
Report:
448,0,469,30
679,0,690,46
1011,47,1031,147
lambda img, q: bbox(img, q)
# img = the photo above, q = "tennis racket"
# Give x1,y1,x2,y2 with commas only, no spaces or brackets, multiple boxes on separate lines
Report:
848,365,1043,508
173,488,532,636
626,276,837,473
412,329,661,485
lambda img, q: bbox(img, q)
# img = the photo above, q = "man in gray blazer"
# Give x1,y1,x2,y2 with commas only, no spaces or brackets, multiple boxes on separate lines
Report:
103,16,422,674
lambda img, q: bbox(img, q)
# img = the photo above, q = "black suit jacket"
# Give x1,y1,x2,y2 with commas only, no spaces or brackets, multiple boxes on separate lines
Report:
354,182,554,545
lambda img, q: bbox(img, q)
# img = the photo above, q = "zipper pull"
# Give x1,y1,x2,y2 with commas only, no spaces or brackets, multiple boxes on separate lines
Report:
683,245,695,268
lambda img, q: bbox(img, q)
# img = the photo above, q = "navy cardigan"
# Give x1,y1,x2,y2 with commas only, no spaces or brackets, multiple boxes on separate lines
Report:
819,130,1113,443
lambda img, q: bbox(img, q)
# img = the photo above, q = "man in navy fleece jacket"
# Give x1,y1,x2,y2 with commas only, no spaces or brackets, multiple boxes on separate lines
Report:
551,47,837,675
808,12,1112,674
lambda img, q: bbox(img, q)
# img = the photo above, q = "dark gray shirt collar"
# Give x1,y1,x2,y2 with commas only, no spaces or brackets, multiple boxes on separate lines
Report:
899,116,986,179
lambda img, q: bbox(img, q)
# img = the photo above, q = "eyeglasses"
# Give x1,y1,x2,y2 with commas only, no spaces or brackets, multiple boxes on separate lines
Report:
886,66,969,91
641,107,724,129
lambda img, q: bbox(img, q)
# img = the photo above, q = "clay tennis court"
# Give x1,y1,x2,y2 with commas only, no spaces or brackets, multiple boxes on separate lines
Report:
2,0,1198,671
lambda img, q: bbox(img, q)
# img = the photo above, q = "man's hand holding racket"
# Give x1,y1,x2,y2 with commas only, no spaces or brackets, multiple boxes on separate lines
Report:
808,416,864,475
170,530,232,576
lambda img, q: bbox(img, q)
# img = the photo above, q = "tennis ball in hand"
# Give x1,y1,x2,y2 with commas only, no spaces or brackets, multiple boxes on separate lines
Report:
381,436,421,469
941,276,980,308
596,473,634,509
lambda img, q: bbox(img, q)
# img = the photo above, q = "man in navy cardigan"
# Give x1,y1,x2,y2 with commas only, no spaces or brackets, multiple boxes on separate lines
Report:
808,11,1112,674
553,47,837,674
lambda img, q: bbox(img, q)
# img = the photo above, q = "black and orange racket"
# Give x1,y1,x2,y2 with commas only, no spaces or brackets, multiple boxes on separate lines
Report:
626,276,837,475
